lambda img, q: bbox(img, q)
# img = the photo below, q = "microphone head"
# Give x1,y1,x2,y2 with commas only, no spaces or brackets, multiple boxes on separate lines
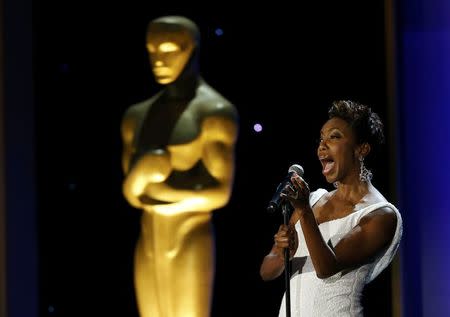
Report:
288,164,304,176
266,163,304,213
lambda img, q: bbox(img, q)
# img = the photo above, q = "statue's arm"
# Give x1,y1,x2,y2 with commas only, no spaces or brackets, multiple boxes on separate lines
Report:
201,116,238,181
121,108,144,209
121,110,136,174
200,104,239,207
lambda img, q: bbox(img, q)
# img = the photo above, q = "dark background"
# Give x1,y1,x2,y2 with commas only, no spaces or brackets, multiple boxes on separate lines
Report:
34,1,393,316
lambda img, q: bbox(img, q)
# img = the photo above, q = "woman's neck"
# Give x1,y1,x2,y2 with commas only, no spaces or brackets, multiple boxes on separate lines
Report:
334,176,371,205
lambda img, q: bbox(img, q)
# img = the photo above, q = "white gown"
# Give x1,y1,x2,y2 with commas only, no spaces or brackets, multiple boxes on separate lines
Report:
278,188,403,317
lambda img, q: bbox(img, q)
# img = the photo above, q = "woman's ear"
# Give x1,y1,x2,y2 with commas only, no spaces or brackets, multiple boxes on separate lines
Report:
357,142,371,158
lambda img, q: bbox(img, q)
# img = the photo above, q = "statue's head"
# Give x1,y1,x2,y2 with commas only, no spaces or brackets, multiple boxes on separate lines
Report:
146,16,200,84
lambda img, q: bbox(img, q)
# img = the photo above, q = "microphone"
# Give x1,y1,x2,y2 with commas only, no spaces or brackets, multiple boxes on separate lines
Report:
267,164,304,213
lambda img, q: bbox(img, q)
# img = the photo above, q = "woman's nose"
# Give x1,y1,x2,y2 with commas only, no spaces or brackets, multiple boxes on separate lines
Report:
318,138,327,151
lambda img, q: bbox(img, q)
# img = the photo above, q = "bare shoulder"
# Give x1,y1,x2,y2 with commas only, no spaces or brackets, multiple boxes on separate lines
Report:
362,186,397,222
359,205,398,240
363,205,397,222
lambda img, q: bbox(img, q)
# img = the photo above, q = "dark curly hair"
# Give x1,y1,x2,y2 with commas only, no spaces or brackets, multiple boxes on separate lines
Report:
328,100,385,149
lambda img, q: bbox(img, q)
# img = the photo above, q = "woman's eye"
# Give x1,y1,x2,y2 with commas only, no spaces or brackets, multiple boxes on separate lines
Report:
317,134,340,144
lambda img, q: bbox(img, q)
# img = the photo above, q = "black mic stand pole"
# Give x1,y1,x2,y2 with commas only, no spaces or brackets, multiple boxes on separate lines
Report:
282,201,291,317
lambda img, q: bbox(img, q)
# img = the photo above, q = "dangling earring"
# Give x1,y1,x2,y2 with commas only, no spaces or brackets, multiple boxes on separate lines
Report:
359,156,372,182
333,181,339,188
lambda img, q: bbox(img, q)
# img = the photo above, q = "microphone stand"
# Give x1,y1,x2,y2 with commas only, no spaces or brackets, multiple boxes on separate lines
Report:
281,201,292,317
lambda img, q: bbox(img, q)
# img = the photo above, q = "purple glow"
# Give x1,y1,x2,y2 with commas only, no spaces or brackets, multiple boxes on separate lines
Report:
253,123,263,132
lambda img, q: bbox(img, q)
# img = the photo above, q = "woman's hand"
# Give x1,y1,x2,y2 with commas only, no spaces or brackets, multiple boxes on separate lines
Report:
273,224,299,260
260,223,298,280
280,172,311,212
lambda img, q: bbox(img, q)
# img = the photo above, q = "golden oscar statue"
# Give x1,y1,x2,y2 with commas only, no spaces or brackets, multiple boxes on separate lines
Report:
121,16,238,317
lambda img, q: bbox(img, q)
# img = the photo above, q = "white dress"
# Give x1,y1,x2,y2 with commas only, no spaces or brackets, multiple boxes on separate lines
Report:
278,188,403,317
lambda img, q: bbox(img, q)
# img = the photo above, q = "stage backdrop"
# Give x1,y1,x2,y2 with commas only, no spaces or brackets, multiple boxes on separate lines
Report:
395,0,450,316
33,1,394,316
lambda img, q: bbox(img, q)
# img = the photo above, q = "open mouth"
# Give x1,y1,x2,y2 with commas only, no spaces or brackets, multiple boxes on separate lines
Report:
319,156,335,175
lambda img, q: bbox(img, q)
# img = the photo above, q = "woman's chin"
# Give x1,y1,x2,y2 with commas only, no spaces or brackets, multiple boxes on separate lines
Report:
323,173,335,184
325,176,337,184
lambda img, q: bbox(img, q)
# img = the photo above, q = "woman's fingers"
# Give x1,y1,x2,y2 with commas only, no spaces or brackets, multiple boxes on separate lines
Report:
280,184,298,200
274,225,289,247
291,174,308,191
275,225,297,251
